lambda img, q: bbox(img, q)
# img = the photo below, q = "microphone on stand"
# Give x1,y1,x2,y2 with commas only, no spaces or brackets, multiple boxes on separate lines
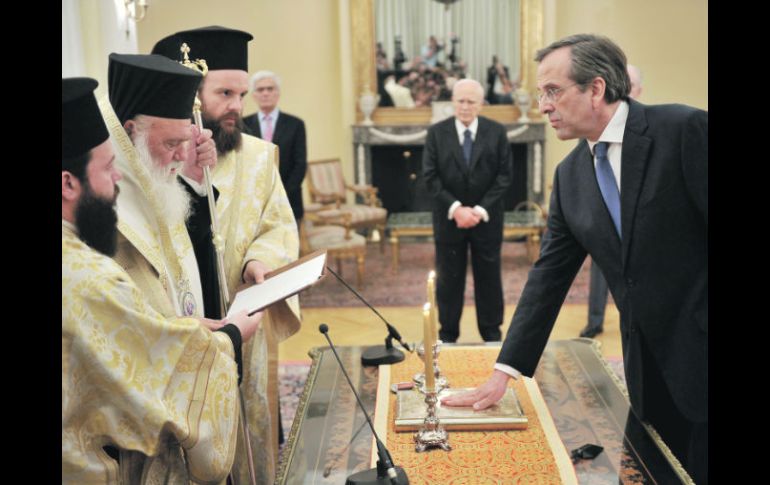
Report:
318,324,409,485
324,265,412,366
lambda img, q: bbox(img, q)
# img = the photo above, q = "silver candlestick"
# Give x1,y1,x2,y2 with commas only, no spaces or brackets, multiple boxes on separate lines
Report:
413,340,448,393
414,390,451,452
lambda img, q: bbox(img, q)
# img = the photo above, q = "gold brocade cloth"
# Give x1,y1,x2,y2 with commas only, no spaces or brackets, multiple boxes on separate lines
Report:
374,346,578,484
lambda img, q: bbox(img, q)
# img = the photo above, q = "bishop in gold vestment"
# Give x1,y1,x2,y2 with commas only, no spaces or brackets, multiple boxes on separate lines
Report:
152,27,302,484
213,132,301,484
62,76,246,484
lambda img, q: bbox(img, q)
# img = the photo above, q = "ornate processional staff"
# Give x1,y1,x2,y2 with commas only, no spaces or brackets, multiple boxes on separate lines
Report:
179,43,230,318
178,43,257,485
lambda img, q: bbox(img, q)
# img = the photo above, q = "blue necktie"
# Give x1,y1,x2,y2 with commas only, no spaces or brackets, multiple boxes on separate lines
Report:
594,142,621,238
462,129,473,166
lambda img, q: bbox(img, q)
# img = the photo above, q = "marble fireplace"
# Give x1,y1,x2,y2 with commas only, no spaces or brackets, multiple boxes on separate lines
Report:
351,121,546,214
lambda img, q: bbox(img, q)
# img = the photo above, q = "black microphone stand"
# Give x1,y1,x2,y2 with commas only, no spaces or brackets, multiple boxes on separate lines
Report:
361,333,404,366
319,324,409,485
324,265,411,366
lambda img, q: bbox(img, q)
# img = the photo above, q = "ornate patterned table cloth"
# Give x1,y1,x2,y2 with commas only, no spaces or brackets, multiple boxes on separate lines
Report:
375,346,577,483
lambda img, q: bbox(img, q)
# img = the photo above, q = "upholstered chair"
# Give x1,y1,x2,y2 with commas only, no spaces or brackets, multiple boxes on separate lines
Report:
306,158,387,252
299,204,367,288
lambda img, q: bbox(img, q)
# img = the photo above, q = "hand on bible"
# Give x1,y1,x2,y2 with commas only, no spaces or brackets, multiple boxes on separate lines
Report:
243,259,272,284
441,369,510,410
453,206,482,229
182,125,217,184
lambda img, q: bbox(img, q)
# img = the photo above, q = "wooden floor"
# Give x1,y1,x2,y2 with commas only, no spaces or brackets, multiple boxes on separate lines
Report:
279,302,621,362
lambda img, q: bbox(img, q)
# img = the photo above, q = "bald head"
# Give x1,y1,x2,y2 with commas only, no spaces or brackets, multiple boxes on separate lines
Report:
452,79,484,126
627,64,643,99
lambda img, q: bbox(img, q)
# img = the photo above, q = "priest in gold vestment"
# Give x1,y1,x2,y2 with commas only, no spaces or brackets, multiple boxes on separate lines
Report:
152,26,301,484
100,53,220,321
62,77,263,484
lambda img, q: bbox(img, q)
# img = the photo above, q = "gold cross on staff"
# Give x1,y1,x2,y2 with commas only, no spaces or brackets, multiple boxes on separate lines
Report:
179,42,208,76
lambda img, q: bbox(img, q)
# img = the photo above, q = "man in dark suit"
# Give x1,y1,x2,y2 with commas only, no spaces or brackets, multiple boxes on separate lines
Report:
443,35,707,483
580,63,645,339
423,78,513,343
243,71,307,221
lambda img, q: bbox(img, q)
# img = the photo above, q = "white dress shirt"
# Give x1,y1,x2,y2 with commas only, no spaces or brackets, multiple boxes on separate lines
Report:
447,117,489,223
587,101,628,190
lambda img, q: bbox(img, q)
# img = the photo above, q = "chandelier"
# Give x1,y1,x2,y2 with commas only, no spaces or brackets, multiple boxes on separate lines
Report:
124,0,148,22
433,0,460,11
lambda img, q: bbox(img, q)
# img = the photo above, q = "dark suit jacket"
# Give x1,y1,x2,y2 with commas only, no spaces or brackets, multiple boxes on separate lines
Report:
243,110,307,220
486,65,510,104
497,99,708,423
423,116,512,243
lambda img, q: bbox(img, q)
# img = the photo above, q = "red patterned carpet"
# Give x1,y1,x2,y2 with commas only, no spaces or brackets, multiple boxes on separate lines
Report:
299,239,595,308
278,363,311,442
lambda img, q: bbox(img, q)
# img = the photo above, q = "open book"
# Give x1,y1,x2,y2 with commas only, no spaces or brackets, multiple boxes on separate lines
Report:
226,250,327,317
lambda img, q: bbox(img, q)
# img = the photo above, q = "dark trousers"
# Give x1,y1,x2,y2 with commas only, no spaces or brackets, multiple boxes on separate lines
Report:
586,261,609,330
639,334,708,483
435,233,503,342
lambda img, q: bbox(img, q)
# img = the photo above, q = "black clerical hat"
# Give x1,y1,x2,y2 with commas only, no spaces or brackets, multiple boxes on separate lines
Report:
151,26,253,71
62,77,110,159
108,53,203,125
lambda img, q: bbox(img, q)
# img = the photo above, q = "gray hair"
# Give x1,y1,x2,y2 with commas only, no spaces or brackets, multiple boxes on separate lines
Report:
535,34,630,103
249,70,281,93
452,78,484,99
130,114,152,130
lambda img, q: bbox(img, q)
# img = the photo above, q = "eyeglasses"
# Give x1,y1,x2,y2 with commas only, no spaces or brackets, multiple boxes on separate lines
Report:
537,83,582,104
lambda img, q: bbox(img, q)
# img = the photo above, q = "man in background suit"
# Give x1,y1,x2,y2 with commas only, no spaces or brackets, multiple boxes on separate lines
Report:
444,35,707,483
243,71,307,222
486,55,514,105
423,78,513,343
580,63,645,338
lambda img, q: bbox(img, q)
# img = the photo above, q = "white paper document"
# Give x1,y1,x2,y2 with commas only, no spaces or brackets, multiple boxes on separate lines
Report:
226,250,327,317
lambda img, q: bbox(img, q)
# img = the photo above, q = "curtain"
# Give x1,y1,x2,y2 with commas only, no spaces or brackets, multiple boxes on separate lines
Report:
62,0,86,77
375,0,520,84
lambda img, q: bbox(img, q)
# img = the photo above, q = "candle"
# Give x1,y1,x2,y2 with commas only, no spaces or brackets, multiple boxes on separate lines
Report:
428,270,439,342
423,302,435,390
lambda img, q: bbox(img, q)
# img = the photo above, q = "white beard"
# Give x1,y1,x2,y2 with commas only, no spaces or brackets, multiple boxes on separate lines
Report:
133,132,191,225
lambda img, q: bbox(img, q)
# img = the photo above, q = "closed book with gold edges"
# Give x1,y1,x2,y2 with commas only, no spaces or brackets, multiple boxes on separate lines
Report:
395,387,528,431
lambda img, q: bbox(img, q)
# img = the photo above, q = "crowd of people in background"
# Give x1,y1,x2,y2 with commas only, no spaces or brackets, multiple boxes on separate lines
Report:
377,35,522,108
378,36,468,108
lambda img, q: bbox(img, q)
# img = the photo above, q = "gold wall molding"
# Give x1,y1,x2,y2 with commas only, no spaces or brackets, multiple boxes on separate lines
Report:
520,0,544,93
350,0,376,122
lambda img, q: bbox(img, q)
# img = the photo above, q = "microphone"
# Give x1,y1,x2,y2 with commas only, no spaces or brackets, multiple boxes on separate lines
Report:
324,265,412,366
318,324,409,485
